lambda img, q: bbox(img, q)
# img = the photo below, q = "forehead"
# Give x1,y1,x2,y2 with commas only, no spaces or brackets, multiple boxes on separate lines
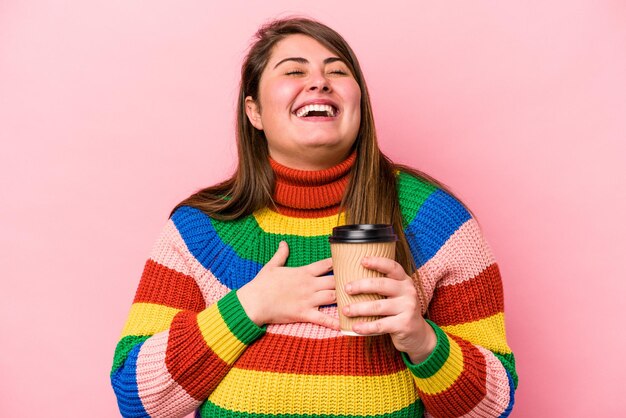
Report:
267,34,340,65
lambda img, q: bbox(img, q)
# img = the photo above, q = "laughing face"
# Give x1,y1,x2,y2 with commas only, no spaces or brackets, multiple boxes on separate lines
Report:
245,34,362,170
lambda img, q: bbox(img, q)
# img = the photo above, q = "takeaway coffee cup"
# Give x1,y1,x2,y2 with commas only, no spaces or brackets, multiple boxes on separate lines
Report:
329,224,398,336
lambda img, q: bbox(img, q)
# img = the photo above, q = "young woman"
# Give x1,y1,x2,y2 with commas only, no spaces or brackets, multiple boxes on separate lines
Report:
111,17,518,418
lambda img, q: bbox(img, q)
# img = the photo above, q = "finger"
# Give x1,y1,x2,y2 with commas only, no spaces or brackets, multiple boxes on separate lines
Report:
303,257,334,276
351,316,398,336
361,256,406,280
306,309,340,331
265,241,289,268
345,277,402,297
313,275,335,291
343,298,400,318
311,289,336,307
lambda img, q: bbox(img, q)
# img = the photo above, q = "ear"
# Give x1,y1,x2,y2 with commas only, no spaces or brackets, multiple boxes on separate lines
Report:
245,96,263,130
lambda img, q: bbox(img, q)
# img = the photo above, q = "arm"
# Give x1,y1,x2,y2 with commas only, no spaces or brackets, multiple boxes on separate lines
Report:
403,215,517,417
110,215,265,418
344,185,517,417
401,189,518,417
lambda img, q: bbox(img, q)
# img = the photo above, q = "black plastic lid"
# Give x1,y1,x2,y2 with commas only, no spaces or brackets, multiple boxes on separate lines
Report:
328,224,398,243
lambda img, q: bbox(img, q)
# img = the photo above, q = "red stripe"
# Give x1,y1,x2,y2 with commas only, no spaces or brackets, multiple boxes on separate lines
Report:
269,150,355,217
420,335,487,417
273,179,348,212
428,264,504,326
134,260,205,311
165,311,229,401
237,333,405,375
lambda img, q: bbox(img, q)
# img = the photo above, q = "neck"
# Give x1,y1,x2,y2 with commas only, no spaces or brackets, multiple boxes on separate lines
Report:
268,147,354,171
270,151,356,218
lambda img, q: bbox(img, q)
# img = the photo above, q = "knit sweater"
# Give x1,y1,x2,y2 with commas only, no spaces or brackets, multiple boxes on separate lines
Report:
111,153,518,418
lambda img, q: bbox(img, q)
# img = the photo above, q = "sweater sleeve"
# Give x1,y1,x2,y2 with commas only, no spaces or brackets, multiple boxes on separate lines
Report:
110,216,265,418
400,186,518,418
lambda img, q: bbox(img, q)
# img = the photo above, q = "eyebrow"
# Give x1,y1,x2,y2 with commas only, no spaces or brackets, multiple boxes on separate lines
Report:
273,57,344,69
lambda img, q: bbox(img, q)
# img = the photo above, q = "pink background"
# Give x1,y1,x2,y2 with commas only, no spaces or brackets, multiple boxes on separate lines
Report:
1,1,625,417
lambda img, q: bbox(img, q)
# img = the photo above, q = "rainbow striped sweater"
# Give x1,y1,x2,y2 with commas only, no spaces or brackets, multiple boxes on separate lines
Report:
111,154,518,418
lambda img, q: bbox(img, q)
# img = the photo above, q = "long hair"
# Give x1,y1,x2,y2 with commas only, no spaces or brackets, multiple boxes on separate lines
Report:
174,17,459,312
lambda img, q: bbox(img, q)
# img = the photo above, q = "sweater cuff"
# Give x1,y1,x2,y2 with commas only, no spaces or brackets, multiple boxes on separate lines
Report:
402,320,465,394
196,291,265,364
402,319,451,376
220,290,266,343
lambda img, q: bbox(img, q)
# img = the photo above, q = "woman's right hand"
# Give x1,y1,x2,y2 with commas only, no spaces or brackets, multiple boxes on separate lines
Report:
237,241,340,330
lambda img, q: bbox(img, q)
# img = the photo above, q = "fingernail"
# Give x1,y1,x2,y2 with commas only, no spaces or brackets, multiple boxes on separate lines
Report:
345,283,352,293
362,257,370,264
344,306,350,315
279,241,286,248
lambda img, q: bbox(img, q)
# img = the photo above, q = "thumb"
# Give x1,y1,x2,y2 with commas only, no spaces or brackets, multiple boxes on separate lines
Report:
265,241,289,268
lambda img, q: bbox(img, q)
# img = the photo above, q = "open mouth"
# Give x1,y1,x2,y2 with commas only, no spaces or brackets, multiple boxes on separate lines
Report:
294,104,338,118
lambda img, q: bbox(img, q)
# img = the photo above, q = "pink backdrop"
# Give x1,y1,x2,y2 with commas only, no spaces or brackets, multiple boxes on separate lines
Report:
1,1,625,417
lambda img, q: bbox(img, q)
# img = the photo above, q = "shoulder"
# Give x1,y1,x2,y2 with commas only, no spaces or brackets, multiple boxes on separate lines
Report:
170,204,214,228
396,170,475,264
168,205,225,248
169,204,256,243
396,170,472,227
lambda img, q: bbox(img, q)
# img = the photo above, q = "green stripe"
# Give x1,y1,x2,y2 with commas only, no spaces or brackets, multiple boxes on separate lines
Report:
211,215,332,267
396,171,438,228
209,172,437,267
401,320,449,379
218,290,266,345
110,335,150,375
198,398,424,418
494,352,519,389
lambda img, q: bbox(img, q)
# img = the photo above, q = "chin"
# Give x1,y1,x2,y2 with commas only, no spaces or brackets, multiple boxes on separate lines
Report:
301,141,349,153
300,134,351,147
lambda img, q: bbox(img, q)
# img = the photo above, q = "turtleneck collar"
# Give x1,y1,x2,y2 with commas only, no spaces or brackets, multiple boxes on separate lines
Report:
269,151,356,218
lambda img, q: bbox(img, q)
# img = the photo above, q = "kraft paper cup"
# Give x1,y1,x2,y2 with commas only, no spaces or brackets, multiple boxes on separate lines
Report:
329,224,397,336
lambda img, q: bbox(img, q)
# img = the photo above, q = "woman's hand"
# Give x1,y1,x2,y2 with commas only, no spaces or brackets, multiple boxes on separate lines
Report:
342,256,437,364
237,241,340,331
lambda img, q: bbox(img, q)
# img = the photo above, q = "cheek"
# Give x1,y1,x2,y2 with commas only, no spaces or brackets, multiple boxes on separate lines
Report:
261,80,299,112
341,81,362,111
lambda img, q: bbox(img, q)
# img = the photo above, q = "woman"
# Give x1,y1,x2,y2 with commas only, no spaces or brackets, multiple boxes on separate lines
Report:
111,17,518,418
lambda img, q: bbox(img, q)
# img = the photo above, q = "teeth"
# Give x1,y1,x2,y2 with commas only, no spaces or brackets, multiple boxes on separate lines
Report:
296,104,336,117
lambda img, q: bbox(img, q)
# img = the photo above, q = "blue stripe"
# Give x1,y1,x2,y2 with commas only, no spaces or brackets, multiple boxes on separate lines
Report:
172,206,262,289
498,370,516,417
405,189,471,268
111,341,150,418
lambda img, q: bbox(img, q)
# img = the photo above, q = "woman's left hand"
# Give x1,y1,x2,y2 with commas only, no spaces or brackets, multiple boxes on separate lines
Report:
343,256,437,364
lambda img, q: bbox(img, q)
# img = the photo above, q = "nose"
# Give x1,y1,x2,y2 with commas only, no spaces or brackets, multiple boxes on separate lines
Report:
308,72,331,93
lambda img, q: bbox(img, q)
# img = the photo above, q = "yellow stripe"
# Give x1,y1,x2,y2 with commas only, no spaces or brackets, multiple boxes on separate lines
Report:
412,336,464,395
253,207,346,236
441,313,512,354
120,303,181,338
209,368,418,415
196,304,246,365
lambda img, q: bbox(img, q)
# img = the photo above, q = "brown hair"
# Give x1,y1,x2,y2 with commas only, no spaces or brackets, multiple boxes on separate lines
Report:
174,17,460,312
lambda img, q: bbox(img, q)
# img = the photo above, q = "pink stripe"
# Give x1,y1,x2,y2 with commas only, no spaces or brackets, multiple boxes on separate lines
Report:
266,306,343,339
457,346,511,417
149,220,191,276
136,330,202,416
417,219,496,304
151,220,230,304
